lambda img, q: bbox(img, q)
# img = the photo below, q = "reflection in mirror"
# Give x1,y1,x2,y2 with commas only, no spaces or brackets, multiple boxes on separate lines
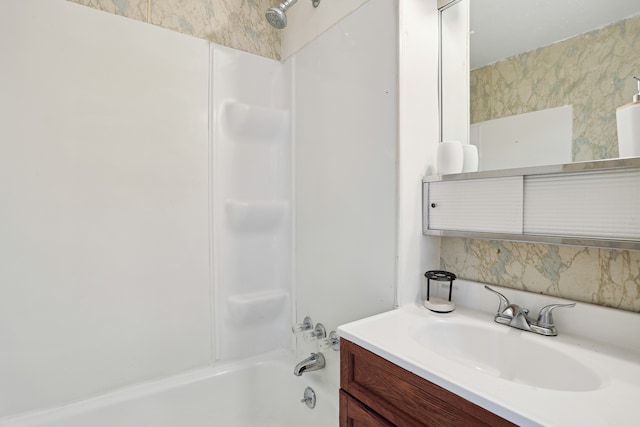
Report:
440,0,469,146
449,0,640,171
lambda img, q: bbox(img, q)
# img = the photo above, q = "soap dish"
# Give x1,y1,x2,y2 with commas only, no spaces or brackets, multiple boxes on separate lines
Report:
423,270,456,313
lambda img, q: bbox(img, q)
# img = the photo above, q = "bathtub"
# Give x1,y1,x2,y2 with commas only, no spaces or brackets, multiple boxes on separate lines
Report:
0,351,338,427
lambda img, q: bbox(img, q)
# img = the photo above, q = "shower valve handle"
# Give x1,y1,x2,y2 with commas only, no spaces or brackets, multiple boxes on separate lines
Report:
292,316,313,334
304,323,326,342
319,331,340,351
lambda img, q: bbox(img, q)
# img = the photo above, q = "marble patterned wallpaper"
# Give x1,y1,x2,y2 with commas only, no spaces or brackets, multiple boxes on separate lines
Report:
471,14,640,162
447,14,640,313
68,0,281,60
441,238,640,312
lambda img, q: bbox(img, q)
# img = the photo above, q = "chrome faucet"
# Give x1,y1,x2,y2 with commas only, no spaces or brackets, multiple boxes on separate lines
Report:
293,352,326,376
485,286,575,336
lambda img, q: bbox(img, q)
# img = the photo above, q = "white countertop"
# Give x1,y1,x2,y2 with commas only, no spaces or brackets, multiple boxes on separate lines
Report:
338,280,640,427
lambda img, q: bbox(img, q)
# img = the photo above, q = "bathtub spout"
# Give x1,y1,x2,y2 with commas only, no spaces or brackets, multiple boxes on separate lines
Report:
293,352,326,376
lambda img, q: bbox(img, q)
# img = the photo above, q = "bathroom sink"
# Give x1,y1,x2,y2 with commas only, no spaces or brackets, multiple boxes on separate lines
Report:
339,280,640,426
410,321,603,391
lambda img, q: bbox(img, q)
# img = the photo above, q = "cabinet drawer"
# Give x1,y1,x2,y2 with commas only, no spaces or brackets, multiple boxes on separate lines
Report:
340,390,394,427
340,339,515,427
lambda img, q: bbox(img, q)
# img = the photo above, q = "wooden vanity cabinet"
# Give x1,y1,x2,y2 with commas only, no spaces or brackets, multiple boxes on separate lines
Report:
340,339,516,427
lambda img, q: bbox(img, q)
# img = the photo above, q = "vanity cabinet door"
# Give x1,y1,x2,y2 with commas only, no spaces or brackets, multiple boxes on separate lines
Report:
340,339,516,427
425,176,523,234
340,390,394,427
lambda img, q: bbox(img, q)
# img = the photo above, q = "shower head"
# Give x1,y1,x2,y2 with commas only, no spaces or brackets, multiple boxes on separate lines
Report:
265,5,288,29
266,0,296,29
265,0,320,30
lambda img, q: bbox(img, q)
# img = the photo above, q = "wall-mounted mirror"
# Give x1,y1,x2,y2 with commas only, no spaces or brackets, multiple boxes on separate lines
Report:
440,0,640,171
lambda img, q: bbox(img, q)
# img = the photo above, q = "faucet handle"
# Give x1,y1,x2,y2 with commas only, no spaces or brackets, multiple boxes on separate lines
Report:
304,323,327,342
319,331,340,351
484,286,510,314
292,316,313,334
536,303,576,328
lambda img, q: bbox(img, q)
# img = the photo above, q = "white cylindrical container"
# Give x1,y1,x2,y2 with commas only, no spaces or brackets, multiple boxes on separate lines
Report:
461,144,479,172
617,76,640,158
436,141,464,175
617,102,640,158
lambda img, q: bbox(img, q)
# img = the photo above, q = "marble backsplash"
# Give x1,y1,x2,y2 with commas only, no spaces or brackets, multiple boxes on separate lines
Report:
471,14,640,162
441,238,640,313
68,0,281,60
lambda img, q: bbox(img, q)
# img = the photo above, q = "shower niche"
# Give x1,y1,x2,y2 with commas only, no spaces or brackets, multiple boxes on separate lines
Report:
222,100,289,142
212,46,293,360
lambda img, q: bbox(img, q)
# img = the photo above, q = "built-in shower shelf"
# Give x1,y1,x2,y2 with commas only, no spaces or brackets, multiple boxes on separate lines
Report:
222,100,289,142
226,199,289,231
227,289,289,324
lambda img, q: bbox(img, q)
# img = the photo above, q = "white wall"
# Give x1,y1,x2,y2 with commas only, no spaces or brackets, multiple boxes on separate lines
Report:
396,0,441,306
293,0,398,386
281,0,370,59
0,0,211,417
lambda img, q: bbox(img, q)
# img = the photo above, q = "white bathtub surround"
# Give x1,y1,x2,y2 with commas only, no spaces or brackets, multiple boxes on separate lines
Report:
212,45,293,362
0,352,337,427
2,0,403,422
339,279,640,426
281,0,369,59
293,0,399,389
0,0,293,418
0,0,211,417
